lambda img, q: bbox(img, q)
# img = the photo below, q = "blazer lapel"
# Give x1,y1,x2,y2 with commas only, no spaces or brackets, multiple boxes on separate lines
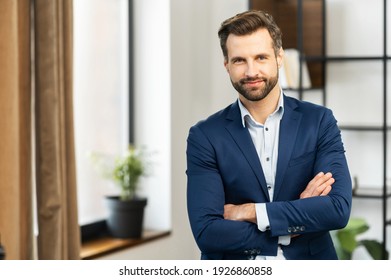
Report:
225,101,270,200
273,96,302,200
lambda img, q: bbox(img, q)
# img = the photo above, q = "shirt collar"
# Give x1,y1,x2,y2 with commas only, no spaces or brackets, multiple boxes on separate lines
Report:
238,89,285,128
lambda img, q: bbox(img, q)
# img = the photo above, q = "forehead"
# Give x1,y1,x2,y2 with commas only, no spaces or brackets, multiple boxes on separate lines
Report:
226,28,274,58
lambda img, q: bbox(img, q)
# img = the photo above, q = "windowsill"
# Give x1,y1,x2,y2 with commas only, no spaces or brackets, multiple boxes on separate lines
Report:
80,230,171,259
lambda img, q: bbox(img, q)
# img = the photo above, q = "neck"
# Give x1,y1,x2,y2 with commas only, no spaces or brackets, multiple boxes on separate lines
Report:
240,86,281,124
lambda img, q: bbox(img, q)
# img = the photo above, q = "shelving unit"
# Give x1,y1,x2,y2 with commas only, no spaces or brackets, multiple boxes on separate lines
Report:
250,0,390,259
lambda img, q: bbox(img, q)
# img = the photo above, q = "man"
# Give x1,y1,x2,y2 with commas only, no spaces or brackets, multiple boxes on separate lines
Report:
186,10,352,260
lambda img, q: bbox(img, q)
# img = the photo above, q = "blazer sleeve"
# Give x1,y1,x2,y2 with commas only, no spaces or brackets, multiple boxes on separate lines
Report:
266,109,352,237
186,124,279,257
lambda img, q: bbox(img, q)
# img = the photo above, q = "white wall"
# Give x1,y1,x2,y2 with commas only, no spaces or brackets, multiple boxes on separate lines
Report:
74,0,130,225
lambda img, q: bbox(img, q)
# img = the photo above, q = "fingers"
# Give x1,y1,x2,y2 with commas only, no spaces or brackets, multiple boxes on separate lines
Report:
315,174,334,196
308,171,326,185
313,172,332,188
300,172,334,199
320,184,332,196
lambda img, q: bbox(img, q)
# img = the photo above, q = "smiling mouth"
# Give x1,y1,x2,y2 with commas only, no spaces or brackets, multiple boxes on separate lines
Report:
245,80,262,85
242,79,264,87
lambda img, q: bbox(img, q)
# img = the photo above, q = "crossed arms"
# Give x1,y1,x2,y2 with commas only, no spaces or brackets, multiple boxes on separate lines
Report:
186,104,352,257
224,171,335,224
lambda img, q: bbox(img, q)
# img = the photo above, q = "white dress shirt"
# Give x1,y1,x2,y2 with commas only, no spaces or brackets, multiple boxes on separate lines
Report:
238,90,290,259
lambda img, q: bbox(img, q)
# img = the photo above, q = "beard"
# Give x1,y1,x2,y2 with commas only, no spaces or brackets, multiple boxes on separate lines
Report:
231,72,278,102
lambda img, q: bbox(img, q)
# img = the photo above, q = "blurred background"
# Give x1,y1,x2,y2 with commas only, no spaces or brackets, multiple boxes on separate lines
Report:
1,0,390,260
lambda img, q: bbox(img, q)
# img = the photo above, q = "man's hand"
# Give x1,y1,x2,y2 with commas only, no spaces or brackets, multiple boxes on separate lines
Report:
300,172,334,199
224,203,257,223
223,172,334,224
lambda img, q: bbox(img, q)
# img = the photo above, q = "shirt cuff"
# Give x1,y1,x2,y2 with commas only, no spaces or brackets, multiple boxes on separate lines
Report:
255,203,291,246
278,235,291,246
255,203,270,231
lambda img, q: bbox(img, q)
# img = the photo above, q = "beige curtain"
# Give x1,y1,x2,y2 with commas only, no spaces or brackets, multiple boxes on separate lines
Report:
0,0,80,259
34,0,80,259
0,0,33,260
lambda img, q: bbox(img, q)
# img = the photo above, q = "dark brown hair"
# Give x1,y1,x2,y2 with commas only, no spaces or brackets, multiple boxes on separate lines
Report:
218,10,282,60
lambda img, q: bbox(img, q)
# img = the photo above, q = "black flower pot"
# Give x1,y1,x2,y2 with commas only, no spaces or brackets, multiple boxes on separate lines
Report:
105,196,147,238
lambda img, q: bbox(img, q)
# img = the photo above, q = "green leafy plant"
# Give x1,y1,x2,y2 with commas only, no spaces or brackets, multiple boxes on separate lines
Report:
332,217,389,260
90,145,150,201
112,146,147,201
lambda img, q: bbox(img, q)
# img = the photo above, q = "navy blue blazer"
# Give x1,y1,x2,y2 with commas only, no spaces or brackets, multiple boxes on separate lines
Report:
186,95,352,260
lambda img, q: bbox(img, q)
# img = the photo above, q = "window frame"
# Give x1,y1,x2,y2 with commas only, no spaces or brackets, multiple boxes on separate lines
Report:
80,0,134,242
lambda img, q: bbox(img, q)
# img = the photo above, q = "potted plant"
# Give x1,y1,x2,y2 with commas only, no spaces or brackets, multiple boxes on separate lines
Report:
91,145,149,238
332,217,389,260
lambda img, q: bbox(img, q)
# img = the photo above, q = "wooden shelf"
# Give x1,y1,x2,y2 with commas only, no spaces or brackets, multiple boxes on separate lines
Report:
250,0,325,88
80,230,171,259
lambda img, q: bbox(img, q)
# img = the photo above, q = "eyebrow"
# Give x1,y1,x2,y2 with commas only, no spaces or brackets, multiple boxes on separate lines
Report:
230,56,244,62
230,53,271,62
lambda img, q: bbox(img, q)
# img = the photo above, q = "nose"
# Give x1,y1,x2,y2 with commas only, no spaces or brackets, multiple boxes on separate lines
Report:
245,61,258,77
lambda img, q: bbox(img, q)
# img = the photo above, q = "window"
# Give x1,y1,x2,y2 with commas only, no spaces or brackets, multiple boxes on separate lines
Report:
74,0,172,239
73,0,130,225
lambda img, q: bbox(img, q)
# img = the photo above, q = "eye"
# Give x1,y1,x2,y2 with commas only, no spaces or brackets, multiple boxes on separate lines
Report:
232,58,245,64
257,55,267,61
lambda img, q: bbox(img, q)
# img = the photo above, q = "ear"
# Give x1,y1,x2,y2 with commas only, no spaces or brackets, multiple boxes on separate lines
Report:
224,59,229,73
276,47,284,69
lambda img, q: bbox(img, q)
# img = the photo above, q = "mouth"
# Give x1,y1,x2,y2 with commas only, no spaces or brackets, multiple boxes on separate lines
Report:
242,79,264,87
245,80,262,85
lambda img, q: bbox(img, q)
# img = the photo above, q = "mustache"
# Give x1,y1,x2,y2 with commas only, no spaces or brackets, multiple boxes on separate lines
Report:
240,77,265,83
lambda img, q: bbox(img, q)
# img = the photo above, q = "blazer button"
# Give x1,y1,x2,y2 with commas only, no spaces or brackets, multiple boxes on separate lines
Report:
287,227,292,233
300,226,305,232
